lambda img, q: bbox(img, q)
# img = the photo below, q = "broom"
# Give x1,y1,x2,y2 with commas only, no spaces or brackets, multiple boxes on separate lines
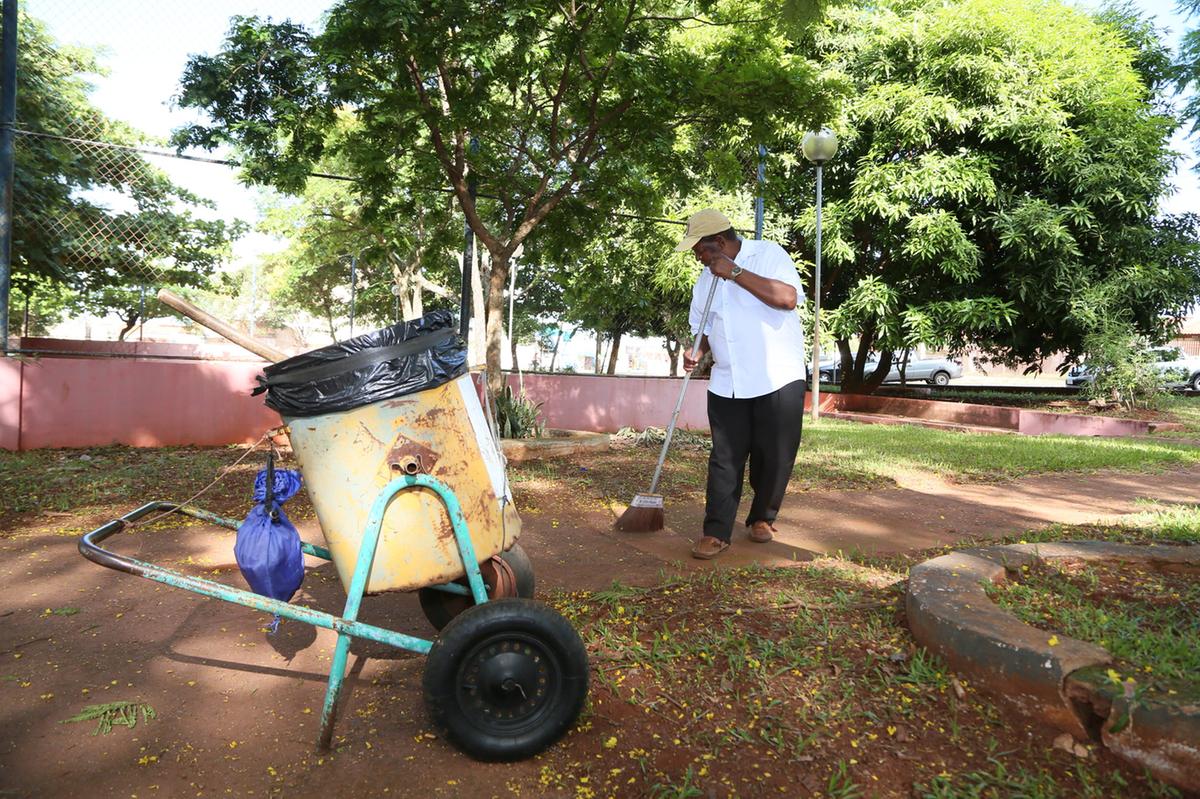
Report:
615,274,721,532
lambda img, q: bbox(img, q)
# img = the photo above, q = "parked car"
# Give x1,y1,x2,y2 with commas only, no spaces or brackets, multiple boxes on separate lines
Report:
818,352,963,386
1066,347,1200,391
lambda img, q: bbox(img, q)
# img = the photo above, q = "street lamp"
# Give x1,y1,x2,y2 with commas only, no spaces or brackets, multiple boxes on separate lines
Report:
801,128,838,422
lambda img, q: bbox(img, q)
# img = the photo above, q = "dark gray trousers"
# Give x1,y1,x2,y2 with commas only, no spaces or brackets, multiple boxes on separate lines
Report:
703,379,806,542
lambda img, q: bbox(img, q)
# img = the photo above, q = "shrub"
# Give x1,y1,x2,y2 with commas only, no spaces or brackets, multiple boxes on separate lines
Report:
495,385,545,439
1080,324,1166,410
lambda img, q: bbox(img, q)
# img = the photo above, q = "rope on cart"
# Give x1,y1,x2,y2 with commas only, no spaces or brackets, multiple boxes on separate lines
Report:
128,431,272,531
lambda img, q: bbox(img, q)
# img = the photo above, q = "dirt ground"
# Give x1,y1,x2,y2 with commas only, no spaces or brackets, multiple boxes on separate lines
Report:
3,451,1199,798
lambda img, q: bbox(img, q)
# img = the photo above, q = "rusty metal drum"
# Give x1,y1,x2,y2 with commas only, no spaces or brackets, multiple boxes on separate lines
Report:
285,374,519,594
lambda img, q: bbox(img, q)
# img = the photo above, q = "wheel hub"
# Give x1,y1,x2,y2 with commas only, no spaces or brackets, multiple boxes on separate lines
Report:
461,637,552,724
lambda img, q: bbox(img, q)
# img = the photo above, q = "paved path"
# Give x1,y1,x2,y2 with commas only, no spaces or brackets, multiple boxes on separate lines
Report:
605,466,1200,569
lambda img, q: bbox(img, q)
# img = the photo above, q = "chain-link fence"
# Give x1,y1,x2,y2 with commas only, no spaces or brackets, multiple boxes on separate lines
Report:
8,1,332,346
4,1,769,361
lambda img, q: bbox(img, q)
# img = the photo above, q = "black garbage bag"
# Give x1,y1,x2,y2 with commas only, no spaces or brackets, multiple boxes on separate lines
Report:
254,310,467,418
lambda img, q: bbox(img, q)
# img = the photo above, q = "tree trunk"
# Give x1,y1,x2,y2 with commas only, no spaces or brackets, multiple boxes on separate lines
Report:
549,329,562,371
838,326,893,394
842,339,894,394
594,336,603,374
665,337,681,377
606,331,622,375
117,310,139,341
484,252,509,399
510,326,520,373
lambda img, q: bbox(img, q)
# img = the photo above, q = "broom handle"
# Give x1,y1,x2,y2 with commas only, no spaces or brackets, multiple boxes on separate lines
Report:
647,274,721,494
157,288,288,363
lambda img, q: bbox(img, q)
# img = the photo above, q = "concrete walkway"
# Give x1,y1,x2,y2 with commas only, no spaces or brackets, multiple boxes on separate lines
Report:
606,466,1200,569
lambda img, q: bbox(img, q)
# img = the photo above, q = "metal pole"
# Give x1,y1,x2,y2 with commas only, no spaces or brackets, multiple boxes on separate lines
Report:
248,261,257,338
754,144,765,240
811,164,823,422
348,255,356,337
459,137,478,341
0,0,18,354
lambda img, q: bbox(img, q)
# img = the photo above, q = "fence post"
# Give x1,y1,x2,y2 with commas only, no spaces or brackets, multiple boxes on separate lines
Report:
459,136,478,341
348,254,357,338
0,0,18,353
754,143,765,240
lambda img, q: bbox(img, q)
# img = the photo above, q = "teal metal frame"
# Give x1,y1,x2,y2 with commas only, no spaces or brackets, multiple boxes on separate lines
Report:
79,474,490,749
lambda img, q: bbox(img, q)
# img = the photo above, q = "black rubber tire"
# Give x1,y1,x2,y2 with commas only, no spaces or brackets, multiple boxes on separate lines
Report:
1191,373,1200,392
418,544,537,631
422,598,589,761
931,370,951,386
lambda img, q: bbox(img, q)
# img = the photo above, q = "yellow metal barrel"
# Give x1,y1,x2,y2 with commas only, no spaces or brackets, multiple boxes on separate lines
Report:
286,373,519,594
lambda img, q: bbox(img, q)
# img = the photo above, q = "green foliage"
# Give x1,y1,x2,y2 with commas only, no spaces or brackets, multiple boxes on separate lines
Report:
989,559,1200,684
172,1,832,387
1175,0,1200,163
779,0,1198,392
61,701,156,735
1079,326,1167,411
494,385,544,440
15,14,242,322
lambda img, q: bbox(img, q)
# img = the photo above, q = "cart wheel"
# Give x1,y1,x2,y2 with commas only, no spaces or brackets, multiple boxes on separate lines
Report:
422,597,588,761
418,544,535,631
498,543,535,599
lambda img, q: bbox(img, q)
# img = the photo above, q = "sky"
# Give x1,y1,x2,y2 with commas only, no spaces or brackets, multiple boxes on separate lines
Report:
23,0,1200,268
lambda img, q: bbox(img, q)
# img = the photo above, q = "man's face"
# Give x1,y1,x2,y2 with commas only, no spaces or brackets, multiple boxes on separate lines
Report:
691,239,723,267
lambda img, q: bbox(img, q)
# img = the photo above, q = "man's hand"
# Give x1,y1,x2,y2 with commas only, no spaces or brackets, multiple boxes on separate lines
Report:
682,336,709,372
697,241,736,279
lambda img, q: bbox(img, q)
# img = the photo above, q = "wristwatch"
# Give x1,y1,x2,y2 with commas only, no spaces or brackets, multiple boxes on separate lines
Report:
729,264,744,279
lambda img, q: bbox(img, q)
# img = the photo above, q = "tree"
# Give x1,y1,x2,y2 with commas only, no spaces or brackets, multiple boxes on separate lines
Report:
13,14,241,330
255,118,462,342
172,1,824,395
1177,0,1200,165
775,0,1198,393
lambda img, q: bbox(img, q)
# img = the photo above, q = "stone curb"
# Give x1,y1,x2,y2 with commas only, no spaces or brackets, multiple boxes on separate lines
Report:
906,551,1110,739
500,430,610,463
906,541,1200,791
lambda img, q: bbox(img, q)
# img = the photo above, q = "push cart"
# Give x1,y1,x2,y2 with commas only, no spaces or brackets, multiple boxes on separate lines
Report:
79,311,589,761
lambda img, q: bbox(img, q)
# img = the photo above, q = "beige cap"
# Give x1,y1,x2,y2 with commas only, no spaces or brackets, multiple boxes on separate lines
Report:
675,209,733,252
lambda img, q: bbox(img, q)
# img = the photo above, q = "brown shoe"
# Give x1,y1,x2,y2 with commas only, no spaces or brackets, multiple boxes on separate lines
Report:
691,536,730,560
748,521,775,543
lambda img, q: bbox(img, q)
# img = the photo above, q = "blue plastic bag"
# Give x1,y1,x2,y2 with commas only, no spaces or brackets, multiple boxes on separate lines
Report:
235,466,305,630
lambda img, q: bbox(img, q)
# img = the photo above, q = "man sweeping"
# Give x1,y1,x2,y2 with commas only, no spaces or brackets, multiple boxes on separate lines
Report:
677,209,808,560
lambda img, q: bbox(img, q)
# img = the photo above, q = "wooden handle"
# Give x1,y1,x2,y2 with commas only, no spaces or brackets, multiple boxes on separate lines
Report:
157,288,289,363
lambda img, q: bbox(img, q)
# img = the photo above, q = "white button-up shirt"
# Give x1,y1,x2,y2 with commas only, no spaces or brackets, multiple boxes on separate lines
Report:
689,238,806,399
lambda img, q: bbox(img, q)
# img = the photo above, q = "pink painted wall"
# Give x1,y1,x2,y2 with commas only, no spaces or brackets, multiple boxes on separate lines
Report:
8,354,280,450
0,358,20,451
1016,410,1153,438
508,372,712,433
16,337,265,362
0,341,1166,451
838,393,1020,430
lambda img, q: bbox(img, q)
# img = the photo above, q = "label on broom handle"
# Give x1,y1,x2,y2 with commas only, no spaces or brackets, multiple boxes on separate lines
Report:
630,494,663,508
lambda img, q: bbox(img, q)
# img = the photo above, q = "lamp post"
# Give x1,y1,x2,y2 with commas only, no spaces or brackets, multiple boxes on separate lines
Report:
801,128,838,422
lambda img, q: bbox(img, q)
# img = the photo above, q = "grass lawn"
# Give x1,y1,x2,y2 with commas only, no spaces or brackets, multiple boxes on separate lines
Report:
795,418,1200,484
540,505,1199,798
983,500,1200,696
5,417,1197,528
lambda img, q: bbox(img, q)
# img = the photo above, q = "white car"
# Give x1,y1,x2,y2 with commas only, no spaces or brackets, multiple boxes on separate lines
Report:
818,352,963,386
1066,347,1200,391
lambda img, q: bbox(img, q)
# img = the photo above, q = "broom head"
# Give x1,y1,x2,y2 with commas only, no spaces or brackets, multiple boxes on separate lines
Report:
614,493,664,532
